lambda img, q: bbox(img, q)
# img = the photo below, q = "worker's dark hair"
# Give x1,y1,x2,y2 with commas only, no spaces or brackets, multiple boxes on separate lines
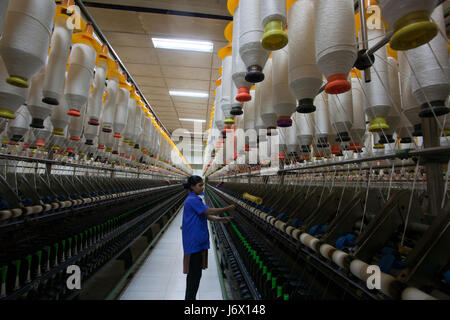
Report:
183,175,203,190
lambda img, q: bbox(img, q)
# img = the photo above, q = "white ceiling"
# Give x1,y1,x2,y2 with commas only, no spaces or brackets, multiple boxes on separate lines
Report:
86,0,230,139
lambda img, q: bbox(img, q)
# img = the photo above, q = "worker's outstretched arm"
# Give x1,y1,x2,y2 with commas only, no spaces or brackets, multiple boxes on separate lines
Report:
203,205,235,216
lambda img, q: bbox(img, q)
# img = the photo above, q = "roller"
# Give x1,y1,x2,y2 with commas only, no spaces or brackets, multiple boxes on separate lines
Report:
288,0,322,113
27,77,49,127
242,192,262,205
319,244,336,261
227,3,252,103
350,259,370,281
65,24,101,117
0,0,56,88
401,287,437,300
101,61,121,132
299,233,319,252
272,47,296,127
87,45,110,126
406,4,449,118
42,1,74,106
0,56,28,119
113,79,131,139
260,57,277,130
377,0,439,51
260,0,288,51
238,0,270,83
315,0,357,94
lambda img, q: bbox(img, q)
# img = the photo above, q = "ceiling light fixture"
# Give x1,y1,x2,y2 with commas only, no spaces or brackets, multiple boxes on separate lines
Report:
169,90,209,98
152,38,213,53
179,118,206,123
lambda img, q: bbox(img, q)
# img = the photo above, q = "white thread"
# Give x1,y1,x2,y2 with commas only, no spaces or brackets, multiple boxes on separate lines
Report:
295,112,314,147
0,0,55,82
351,78,365,145
27,64,52,121
221,55,233,117
51,95,70,132
315,0,357,80
65,42,97,113
214,85,225,131
286,117,298,153
68,103,86,139
239,0,270,70
288,0,322,102
243,89,256,132
260,58,277,128
261,0,287,27
329,87,353,134
113,87,130,135
101,76,119,129
123,96,136,141
314,91,330,138
0,56,28,115
386,57,401,136
231,6,251,93
363,26,391,121
43,13,73,102
407,5,449,108
7,105,30,138
86,62,107,122
272,46,296,122
398,52,421,127
83,116,98,141
378,0,436,30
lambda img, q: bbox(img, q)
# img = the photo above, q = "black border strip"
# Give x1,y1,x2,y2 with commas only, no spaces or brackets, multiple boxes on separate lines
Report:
82,1,233,21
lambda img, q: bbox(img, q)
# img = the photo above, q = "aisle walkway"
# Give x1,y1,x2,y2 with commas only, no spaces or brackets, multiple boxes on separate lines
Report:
119,207,223,300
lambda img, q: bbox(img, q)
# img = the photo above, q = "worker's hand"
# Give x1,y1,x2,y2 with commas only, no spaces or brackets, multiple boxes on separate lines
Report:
220,216,232,223
226,204,236,211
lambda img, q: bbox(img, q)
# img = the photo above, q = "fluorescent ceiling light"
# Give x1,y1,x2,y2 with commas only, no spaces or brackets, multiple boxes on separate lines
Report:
170,90,209,98
179,118,206,123
152,38,213,53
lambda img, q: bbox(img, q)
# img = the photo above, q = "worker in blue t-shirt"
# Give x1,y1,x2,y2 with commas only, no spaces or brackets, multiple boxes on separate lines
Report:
182,175,235,300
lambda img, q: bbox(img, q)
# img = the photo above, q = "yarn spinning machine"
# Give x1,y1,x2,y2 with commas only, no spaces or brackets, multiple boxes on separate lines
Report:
203,0,450,300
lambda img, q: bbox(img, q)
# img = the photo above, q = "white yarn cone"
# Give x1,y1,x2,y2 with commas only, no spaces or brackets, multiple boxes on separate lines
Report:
288,0,322,113
386,56,401,137
26,65,53,129
313,91,329,140
123,95,137,143
33,117,53,147
132,102,143,145
65,26,99,117
231,7,252,103
364,25,392,133
239,0,270,83
377,0,438,51
68,103,86,141
42,6,73,105
104,128,114,151
351,77,366,146
260,0,288,51
286,118,298,155
294,112,314,149
272,46,296,127
50,96,70,136
0,0,9,38
214,87,225,132
86,59,108,126
329,86,353,142
407,4,450,118
315,0,357,95
260,58,277,129
221,52,233,121
113,84,131,138
0,56,28,119
398,51,421,132
84,117,98,146
7,105,30,141
243,89,256,132
101,74,120,133
0,0,56,88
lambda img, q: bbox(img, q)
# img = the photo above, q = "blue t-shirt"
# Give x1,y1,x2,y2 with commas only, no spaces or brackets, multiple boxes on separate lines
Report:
182,192,210,255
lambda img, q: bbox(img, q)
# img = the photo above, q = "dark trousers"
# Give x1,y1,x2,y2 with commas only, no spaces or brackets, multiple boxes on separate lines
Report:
185,251,203,300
